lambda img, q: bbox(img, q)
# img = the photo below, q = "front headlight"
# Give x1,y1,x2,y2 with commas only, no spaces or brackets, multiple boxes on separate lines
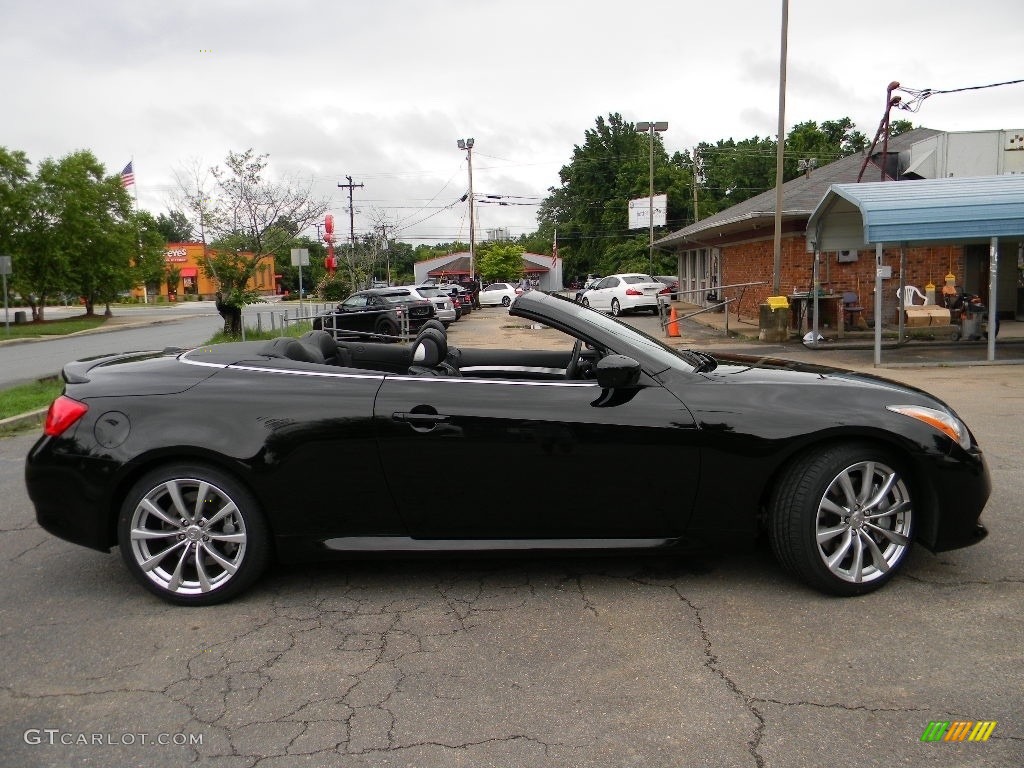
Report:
887,405,972,450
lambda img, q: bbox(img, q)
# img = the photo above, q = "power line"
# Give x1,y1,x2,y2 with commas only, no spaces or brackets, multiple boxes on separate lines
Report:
896,78,1024,112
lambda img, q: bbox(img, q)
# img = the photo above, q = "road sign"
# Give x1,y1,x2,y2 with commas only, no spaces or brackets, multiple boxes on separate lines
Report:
628,195,667,229
0,255,11,275
290,249,310,267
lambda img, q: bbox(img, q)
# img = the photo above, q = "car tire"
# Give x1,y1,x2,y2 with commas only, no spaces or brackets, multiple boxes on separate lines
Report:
374,318,398,339
768,443,914,596
611,299,622,316
118,464,270,606
501,296,511,307
581,297,590,308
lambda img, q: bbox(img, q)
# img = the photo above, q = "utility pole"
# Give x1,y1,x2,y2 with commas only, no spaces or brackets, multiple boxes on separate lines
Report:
457,139,476,284
376,223,392,286
692,146,700,223
337,175,364,285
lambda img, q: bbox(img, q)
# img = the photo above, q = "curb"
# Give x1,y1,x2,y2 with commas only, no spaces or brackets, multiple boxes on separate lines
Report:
0,407,47,434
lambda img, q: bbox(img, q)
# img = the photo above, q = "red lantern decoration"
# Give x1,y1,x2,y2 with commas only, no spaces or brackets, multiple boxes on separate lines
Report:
325,214,334,235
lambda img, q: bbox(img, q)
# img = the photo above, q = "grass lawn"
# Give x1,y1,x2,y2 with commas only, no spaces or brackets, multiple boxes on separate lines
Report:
1,314,107,339
0,377,62,422
0,321,316,426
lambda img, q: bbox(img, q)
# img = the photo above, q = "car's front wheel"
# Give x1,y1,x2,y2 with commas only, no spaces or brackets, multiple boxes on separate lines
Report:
769,444,914,596
374,318,399,339
581,297,590,308
611,299,622,316
118,464,270,605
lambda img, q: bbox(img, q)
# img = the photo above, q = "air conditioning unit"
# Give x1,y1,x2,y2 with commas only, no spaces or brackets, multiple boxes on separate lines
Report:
836,250,859,263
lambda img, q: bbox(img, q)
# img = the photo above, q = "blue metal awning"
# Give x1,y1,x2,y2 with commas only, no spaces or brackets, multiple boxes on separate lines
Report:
807,175,1024,250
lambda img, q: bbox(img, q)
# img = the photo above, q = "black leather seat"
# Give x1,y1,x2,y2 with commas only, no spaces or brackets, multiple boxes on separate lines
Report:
260,337,324,364
408,328,451,375
301,329,348,366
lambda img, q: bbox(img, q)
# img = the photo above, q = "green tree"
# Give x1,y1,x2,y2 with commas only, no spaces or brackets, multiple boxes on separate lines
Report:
889,119,915,137
132,210,169,298
476,242,524,283
537,113,690,280
0,147,32,256
16,150,136,318
183,149,328,336
155,209,193,242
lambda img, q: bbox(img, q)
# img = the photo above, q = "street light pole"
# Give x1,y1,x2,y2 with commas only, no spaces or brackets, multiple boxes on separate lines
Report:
457,138,475,285
635,121,668,275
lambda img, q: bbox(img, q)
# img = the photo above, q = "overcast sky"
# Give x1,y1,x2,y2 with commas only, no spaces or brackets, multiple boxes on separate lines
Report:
3,0,1021,246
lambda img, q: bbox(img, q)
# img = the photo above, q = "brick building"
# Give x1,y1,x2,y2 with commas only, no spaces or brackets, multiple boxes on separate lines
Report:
657,127,1024,325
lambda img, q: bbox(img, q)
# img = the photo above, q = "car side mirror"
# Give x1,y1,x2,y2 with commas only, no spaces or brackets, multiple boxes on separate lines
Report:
595,354,641,389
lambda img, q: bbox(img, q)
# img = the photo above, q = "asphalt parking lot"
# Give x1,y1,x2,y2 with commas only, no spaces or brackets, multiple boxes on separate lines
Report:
1,305,1021,767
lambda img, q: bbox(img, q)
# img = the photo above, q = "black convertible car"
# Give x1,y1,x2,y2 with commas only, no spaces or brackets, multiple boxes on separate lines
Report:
26,291,989,605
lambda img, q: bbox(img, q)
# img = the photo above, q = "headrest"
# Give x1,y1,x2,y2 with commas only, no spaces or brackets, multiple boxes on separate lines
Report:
411,328,446,367
301,329,339,361
260,337,323,364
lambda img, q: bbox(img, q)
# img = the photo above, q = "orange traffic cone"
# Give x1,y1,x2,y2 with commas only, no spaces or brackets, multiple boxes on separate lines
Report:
667,305,680,337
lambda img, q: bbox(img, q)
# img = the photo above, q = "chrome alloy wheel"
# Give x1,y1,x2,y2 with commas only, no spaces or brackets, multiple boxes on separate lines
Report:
814,460,912,584
128,477,248,596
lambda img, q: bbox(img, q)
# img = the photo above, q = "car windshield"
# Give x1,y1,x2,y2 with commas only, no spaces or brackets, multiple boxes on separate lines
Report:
533,295,700,374
622,275,655,284
380,291,413,303
416,287,444,298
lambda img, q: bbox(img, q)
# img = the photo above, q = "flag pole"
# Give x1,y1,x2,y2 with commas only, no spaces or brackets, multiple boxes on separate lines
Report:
131,157,146,304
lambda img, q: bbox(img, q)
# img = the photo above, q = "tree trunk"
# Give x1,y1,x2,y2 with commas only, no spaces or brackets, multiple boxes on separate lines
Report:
215,292,243,337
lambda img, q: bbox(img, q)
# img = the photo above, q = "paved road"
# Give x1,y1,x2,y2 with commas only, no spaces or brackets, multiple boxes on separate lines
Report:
1,310,1021,767
0,302,329,389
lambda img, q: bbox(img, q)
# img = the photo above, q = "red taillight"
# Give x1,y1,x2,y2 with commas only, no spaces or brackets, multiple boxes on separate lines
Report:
659,287,670,294
625,288,643,296
44,395,88,437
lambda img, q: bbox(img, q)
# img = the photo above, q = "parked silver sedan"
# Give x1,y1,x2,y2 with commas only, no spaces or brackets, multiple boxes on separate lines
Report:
399,285,458,325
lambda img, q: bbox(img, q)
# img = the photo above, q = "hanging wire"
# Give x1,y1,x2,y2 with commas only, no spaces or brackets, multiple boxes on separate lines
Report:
895,78,1024,112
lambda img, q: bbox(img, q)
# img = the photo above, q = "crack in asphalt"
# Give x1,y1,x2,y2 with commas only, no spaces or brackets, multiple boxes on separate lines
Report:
6,560,1017,765
661,584,769,768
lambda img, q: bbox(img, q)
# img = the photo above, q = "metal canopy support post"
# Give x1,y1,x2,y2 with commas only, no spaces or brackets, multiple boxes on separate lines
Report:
988,236,999,361
874,242,884,366
811,248,820,345
898,247,906,341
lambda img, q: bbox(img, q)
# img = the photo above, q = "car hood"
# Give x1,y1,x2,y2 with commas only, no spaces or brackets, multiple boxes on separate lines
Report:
686,351,953,409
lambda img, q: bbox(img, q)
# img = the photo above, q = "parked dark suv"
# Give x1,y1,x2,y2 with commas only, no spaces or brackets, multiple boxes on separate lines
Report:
313,288,436,341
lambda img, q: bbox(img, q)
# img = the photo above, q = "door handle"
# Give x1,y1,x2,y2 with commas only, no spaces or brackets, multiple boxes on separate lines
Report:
393,411,451,432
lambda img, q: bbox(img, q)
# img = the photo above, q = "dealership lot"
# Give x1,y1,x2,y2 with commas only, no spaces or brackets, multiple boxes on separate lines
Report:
1,306,1021,767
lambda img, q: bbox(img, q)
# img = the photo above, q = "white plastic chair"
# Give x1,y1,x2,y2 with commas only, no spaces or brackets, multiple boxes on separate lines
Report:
896,285,927,306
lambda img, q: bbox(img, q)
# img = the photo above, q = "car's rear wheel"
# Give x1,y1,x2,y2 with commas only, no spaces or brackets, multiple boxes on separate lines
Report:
118,464,270,606
611,299,622,316
501,296,511,307
769,444,914,596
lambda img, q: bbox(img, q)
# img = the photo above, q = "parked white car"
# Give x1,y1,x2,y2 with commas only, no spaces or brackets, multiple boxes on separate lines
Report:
478,282,522,307
580,273,667,316
397,285,458,325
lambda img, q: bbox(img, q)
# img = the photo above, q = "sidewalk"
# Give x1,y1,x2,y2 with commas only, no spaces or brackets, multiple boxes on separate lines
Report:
654,299,1024,368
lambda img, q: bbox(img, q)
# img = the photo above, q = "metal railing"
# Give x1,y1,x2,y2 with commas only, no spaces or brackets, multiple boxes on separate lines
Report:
659,281,768,337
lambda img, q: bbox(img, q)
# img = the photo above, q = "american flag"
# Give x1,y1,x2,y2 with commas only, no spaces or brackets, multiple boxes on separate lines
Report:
551,239,558,268
120,161,135,188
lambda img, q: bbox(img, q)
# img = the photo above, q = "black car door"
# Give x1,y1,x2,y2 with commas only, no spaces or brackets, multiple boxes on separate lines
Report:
336,294,375,334
373,374,699,540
